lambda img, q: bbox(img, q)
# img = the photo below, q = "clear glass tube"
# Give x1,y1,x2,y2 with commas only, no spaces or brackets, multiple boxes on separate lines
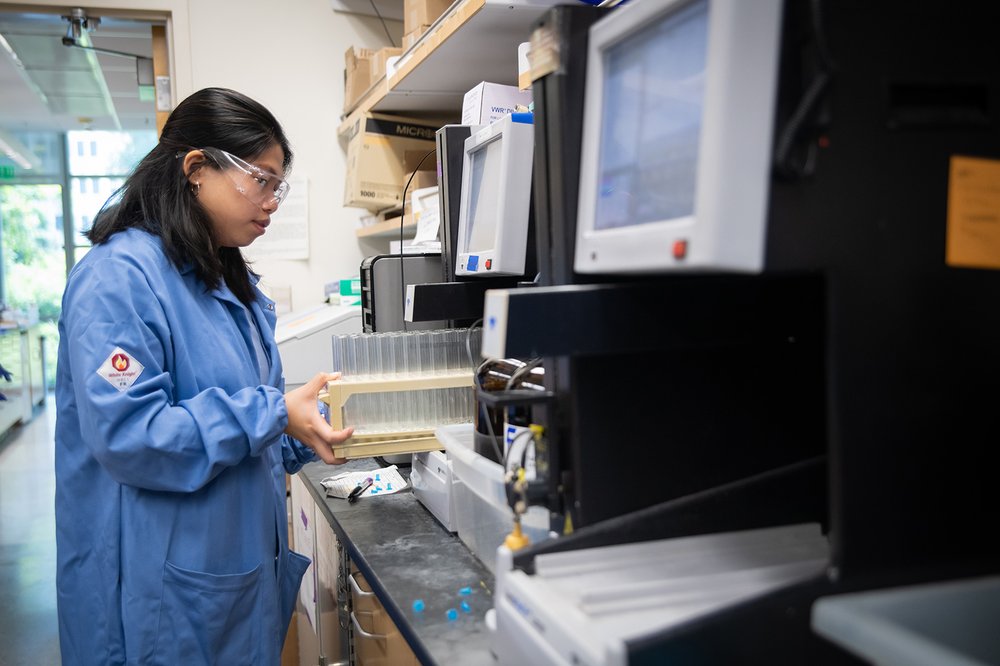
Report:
331,335,344,375
379,334,396,378
331,329,485,434
344,335,359,379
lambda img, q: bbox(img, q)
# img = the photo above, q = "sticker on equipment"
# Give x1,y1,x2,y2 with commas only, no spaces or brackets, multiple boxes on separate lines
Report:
97,347,144,392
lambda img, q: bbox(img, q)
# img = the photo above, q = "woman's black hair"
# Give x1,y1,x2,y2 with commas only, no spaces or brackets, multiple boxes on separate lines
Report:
87,87,293,305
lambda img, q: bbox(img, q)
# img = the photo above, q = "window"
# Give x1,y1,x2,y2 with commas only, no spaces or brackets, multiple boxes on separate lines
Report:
67,130,156,249
0,129,154,389
0,183,64,388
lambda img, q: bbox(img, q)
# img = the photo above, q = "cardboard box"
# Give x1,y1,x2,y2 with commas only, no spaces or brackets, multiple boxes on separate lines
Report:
404,0,452,35
461,81,534,125
518,42,532,91
344,113,442,212
370,46,403,82
344,46,375,113
404,169,437,192
402,27,426,50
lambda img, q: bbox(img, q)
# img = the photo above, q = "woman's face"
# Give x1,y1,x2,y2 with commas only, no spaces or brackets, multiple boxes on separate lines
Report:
187,142,286,248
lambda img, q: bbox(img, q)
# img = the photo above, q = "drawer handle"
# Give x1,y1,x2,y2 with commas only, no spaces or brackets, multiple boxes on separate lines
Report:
350,610,387,642
349,571,376,598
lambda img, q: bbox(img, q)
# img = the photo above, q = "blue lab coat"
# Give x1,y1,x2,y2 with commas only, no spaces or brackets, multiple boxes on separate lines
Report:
55,228,317,665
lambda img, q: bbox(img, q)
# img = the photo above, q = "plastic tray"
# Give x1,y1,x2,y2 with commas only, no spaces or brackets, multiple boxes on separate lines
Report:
436,424,549,572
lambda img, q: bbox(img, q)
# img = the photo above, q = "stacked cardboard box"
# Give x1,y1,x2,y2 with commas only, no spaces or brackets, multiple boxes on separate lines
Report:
402,0,453,50
370,46,403,82
344,113,441,212
344,46,376,113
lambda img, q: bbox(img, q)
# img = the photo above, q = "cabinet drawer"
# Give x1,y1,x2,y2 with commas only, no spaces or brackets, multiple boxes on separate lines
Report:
348,570,419,666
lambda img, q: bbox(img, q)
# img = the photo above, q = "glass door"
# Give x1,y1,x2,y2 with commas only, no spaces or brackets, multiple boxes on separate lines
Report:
0,183,65,389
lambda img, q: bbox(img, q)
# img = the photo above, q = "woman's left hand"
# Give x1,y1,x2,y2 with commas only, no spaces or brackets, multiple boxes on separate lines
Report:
284,372,353,464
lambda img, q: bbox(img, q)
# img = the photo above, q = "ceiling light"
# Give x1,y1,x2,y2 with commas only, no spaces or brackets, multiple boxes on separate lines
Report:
0,32,24,68
0,129,41,171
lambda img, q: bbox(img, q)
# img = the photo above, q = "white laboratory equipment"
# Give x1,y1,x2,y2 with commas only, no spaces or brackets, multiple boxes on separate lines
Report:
275,303,362,391
490,523,829,666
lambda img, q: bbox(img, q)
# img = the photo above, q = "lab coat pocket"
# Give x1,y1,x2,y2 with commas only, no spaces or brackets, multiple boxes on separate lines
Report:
155,560,263,665
280,550,311,631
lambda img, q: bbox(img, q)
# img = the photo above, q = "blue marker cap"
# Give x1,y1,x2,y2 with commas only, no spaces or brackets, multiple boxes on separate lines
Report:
412,599,425,613
446,608,458,621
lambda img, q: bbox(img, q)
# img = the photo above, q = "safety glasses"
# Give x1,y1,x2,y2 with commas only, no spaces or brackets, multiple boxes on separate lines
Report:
200,147,290,209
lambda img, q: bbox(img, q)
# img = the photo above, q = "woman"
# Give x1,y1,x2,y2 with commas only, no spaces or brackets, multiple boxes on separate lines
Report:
54,87,352,665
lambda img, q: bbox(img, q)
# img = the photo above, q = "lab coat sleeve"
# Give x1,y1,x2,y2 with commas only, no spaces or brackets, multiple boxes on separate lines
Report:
281,434,318,473
64,258,289,493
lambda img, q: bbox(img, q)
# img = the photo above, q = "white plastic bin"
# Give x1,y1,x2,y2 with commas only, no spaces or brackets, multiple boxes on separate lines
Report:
410,449,457,532
436,424,549,572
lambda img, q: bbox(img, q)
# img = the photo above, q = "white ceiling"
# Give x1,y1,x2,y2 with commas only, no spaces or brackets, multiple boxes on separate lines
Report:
0,9,159,133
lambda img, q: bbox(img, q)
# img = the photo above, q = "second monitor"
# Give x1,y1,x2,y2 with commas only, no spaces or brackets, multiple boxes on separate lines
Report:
455,113,535,278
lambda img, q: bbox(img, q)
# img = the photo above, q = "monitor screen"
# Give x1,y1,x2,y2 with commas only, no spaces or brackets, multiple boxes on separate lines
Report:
594,0,707,231
455,114,535,277
574,0,782,274
464,137,504,252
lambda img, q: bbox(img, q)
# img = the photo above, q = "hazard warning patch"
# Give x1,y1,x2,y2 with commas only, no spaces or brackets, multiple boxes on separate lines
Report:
96,347,144,392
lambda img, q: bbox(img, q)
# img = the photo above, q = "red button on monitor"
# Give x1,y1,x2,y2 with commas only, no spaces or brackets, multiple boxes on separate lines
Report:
673,239,688,260
485,259,492,270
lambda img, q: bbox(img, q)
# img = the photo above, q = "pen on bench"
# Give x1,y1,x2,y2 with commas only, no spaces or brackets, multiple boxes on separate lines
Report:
348,477,373,503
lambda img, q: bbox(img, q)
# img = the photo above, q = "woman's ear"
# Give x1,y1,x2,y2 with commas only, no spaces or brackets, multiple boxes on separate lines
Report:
181,149,208,184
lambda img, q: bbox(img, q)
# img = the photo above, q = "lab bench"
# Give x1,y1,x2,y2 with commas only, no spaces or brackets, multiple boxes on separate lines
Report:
1,325,45,438
296,459,496,666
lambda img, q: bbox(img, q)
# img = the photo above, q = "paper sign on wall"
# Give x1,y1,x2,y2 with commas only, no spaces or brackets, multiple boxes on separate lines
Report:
244,174,310,261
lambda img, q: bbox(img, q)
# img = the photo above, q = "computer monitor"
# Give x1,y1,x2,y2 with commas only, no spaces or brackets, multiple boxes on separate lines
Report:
455,113,535,277
574,0,783,274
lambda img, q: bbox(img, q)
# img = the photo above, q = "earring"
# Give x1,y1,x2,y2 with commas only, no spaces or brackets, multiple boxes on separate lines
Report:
192,181,200,196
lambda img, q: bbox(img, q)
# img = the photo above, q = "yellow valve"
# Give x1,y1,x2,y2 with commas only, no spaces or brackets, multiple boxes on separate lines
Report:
504,520,531,551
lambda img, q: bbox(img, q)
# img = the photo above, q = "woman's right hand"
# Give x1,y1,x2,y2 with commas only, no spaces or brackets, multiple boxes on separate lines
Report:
284,372,353,464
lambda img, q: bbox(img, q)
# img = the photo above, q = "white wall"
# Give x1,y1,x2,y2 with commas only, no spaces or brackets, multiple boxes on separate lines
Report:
186,1,402,311
13,0,401,313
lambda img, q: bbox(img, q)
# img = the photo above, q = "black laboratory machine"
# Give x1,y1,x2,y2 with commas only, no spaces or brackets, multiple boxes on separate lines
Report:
402,114,539,329
479,0,1000,663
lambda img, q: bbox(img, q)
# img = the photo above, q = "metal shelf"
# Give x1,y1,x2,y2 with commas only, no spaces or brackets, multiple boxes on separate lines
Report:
355,217,415,239
339,0,558,134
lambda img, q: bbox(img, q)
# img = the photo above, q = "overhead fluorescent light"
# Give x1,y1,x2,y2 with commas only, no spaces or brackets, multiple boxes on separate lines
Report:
0,129,41,171
0,32,24,68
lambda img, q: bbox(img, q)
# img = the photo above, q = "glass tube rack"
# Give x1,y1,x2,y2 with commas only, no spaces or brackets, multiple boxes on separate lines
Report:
319,328,481,459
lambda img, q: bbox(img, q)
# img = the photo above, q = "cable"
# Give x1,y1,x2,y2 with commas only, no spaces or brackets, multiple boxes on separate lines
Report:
505,357,542,391
465,318,483,368
773,0,837,180
474,356,505,464
463,319,505,463
367,0,396,48
398,148,437,332
503,427,535,475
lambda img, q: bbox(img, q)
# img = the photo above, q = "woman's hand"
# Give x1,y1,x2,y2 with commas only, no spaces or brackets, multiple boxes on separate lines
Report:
284,372,353,464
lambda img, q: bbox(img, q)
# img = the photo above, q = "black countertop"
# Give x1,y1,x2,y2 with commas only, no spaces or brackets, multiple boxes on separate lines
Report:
299,459,497,666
